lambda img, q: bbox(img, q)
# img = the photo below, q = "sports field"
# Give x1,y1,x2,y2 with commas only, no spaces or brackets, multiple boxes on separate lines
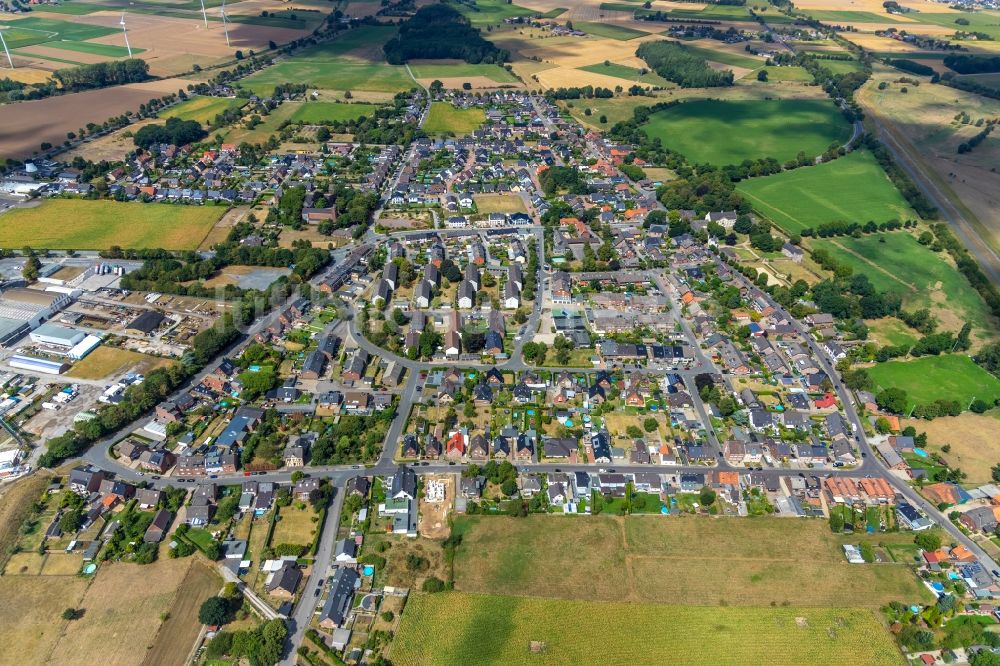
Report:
809,232,995,336
736,151,914,234
289,101,379,123
160,95,244,124
409,62,519,84
424,102,486,136
578,62,671,87
641,99,852,166
867,355,1000,410
0,200,224,250
239,25,413,95
452,515,931,607
391,593,904,666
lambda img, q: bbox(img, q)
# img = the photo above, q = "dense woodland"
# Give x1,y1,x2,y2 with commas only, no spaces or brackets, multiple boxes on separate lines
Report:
943,54,1000,74
53,59,150,92
637,41,734,88
133,118,207,149
383,5,508,64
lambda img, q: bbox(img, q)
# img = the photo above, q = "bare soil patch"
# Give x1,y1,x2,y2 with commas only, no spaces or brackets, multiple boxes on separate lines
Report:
0,78,184,159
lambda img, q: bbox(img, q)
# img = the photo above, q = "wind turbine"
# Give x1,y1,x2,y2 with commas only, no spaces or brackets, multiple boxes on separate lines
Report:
0,30,13,69
220,0,231,48
120,13,133,58
198,0,208,28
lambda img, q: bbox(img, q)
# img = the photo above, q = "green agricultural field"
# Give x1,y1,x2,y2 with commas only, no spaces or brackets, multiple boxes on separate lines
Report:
540,7,567,18
289,101,378,123
239,25,414,94
800,9,903,23
575,21,648,40
3,16,117,42
391,593,905,666
816,58,866,75
159,96,244,125
424,102,485,135
34,2,105,14
757,65,814,82
736,151,914,234
911,11,1000,41
0,200,224,250
0,26,60,49
808,233,995,335
409,62,519,83
641,98,851,165
675,42,763,69
578,62,672,86
222,101,301,144
449,0,534,26
867,355,1000,410
44,40,143,57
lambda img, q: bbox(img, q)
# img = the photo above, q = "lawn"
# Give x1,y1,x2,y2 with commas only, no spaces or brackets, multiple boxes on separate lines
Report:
818,58,866,75
452,515,930,607
867,354,1000,410
222,101,301,144
409,62,519,83
0,199,225,250
642,98,851,166
160,95,244,125
578,62,671,87
289,101,379,123
808,232,995,336
736,150,915,234
575,21,649,40
473,194,527,214
390,593,905,666
239,25,413,94
67,346,175,380
270,504,320,549
423,102,485,136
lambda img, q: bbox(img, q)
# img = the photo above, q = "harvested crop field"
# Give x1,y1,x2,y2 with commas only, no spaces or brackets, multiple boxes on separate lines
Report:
0,199,225,250
47,558,207,666
0,78,184,159
452,515,931,607
391,593,905,666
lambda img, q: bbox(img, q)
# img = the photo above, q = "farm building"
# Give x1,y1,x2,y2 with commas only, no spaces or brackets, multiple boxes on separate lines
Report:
29,323,85,348
9,354,68,375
